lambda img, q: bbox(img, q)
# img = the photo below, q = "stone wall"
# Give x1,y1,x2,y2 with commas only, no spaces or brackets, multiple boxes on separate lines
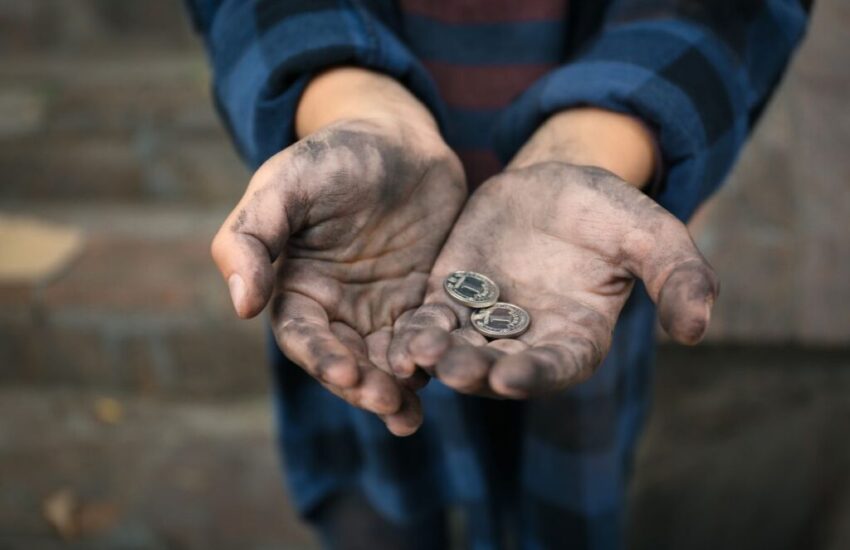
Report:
693,0,850,344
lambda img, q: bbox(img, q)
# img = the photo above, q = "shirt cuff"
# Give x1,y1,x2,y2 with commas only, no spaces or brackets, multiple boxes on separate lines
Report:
207,3,443,169
492,19,750,221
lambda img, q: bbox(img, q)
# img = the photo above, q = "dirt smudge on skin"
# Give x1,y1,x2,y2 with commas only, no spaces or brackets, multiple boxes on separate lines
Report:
658,262,718,343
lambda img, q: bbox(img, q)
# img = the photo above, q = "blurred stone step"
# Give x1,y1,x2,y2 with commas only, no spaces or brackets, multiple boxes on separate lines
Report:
0,53,219,137
0,131,248,205
0,387,318,549
0,202,268,397
0,0,199,53
0,52,249,205
1,349,849,549
630,344,850,550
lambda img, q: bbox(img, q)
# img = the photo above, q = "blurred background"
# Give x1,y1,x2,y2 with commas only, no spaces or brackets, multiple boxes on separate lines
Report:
0,1,848,549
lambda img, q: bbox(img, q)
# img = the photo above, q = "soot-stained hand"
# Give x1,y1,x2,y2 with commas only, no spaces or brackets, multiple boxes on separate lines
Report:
212,118,466,434
389,162,718,398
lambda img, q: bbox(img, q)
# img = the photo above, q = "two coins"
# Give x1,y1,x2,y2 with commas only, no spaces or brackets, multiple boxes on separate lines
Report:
443,271,530,338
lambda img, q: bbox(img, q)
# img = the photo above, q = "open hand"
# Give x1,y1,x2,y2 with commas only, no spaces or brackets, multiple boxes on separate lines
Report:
212,117,465,434
389,162,718,398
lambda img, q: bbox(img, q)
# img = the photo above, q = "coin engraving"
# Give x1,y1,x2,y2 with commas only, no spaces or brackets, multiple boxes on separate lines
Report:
470,302,530,338
443,271,499,308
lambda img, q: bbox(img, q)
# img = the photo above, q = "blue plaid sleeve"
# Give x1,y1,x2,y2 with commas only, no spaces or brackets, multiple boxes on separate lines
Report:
492,0,810,221
184,0,443,169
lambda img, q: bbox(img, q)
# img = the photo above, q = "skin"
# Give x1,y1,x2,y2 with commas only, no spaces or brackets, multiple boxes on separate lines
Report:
213,66,718,434
389,109,719,400
211,68,466,435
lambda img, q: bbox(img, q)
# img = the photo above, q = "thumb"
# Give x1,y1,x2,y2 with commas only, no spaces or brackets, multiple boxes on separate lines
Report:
625,217,719,345
211,161,299,319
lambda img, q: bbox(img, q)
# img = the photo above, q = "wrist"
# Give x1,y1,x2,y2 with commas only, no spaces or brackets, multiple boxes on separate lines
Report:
295,66,439,140
509,107,658,188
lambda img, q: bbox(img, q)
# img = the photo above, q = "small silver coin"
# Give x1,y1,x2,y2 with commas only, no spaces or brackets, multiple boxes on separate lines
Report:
470,302,531,339
443,271,500,308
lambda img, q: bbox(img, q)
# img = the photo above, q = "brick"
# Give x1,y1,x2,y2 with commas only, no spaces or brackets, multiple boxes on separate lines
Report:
0,0,198,53
0,88,47,137
0,320,268,397
86,0,198,46
0,204,269,395
37,59,216,136
39,233,227,317
160,137,248,204
164,324,267,397
0,135,147,202
0,105,245,204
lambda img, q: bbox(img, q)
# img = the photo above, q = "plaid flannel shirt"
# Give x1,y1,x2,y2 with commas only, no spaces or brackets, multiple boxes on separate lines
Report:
185,1,809,547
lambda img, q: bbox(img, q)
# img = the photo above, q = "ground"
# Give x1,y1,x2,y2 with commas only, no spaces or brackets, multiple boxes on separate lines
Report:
1,346,849,550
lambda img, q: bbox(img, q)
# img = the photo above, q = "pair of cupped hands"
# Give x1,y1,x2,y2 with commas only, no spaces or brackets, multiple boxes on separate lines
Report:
211,68,718,436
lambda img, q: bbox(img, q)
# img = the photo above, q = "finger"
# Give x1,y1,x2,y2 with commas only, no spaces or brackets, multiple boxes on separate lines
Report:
657,260,719,345
408,328,451,368
330,323,404,416
488,338,601,398
381,389,424,437
364,328,431,389
332,364,405,416
273,293,359,387
389,303,460,378
365,327,394,375
211,160,299,319
453,325,488,347
624,217,719,345
435,343,503,394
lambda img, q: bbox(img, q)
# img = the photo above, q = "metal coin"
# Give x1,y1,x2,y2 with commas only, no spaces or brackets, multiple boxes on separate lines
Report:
443,271,500,308
470,302,530,339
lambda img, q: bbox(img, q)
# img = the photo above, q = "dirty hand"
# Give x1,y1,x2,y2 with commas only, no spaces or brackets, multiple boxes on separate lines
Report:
211,68,466,434
389,109,718,398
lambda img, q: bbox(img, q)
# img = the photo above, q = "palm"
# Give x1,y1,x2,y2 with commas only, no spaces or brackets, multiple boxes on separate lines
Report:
213,119,465,434
390,162,718,398
272,120,466,358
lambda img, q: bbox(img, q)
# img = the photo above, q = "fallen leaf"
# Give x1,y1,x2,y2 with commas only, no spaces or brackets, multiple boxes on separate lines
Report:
94,397,124,425
0,215,83,283
42,488,78,540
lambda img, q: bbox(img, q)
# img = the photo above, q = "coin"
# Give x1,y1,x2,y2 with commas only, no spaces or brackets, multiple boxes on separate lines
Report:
470,302,530,339
443,271,499,308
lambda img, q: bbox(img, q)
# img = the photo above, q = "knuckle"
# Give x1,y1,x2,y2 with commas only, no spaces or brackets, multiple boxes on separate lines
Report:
278,317,320,343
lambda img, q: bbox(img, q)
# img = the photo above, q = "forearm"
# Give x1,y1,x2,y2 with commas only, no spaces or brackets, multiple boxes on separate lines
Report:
296,67,440,139
508,107,657,188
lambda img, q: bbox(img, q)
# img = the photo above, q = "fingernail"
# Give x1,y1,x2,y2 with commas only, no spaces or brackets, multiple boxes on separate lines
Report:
228,273,246,315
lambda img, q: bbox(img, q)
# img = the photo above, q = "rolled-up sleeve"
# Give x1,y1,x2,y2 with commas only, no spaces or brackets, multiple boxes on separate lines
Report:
492,0,810,221
185,0,443,168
